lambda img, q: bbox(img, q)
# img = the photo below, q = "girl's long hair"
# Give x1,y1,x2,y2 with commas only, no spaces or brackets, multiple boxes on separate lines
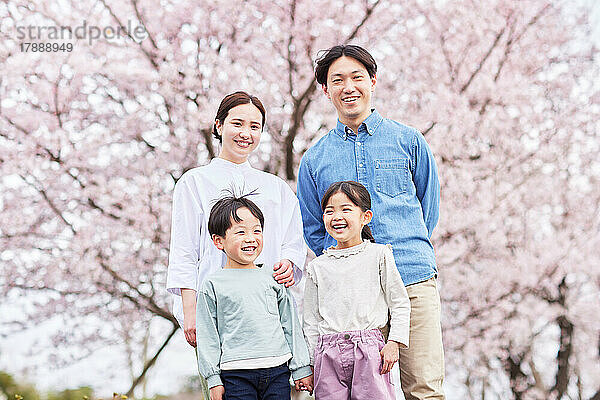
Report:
320,181,375,242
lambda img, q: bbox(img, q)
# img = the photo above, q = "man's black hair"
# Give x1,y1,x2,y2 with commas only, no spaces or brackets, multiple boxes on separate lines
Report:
208,194,265,238
314,44,377,86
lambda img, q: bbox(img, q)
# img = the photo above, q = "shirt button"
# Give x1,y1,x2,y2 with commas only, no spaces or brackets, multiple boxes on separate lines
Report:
359,163,363,167
344,334,350,339
357,142,361,146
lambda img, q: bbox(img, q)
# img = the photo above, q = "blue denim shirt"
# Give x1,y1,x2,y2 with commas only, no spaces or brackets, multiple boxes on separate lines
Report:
297,110,440,286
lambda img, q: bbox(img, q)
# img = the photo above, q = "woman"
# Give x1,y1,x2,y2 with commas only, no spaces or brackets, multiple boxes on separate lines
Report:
167,91,306,347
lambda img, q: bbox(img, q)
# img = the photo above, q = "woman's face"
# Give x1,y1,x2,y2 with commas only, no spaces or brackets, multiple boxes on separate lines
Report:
216,103,263,164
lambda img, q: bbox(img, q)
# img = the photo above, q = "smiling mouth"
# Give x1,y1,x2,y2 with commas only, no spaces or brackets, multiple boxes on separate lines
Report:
241,245,257,253
234,139,253,148
342,96,359,104
331,223,347,232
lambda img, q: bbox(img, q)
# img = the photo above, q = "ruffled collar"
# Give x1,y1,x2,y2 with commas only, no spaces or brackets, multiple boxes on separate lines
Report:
323,240,370,259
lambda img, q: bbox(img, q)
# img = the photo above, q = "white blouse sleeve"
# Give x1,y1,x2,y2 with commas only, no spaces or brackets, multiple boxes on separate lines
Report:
166,175,204,295
380,244,411,348
279,182,308,282
302,262,322,364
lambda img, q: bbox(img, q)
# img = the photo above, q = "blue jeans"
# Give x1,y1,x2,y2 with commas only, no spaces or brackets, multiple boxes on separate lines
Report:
221,363,291,400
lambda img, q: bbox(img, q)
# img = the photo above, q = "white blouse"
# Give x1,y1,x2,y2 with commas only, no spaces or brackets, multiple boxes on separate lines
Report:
167,157,307,326
303,241,410,362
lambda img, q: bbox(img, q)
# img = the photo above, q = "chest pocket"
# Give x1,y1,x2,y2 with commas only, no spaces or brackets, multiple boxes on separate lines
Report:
375,158,410,197
265,289,279,315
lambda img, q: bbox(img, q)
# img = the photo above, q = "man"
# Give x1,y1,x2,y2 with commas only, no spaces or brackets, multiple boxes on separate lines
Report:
297,44,444,400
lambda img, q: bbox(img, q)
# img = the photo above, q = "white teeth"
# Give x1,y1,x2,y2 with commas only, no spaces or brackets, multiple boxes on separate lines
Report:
234,140,252,147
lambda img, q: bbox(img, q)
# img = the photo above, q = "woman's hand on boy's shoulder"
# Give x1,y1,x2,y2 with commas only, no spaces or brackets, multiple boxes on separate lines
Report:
209,385,225,400
273,259,295,287
294,374,314,395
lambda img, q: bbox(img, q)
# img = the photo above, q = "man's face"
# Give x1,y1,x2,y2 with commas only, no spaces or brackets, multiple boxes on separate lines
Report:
323,56,376,126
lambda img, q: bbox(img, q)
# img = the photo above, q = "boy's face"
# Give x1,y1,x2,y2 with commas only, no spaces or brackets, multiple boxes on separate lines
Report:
323,56,376,126
212,207,263,268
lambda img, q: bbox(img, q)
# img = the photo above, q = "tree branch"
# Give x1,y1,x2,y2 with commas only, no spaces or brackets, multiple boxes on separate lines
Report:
345,0,381,42
98,0,159,69
550,277,573,398
131,0,159,50
460,23,507,94
97,253,175,323
125,324,179,397
494,5,551,83
20,174,77,235
422,121,437,136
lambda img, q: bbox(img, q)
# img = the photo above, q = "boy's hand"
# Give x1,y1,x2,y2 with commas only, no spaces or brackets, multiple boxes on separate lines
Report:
294,374,314,394
209,385,225,400
379,341,400,374
273,259,295,287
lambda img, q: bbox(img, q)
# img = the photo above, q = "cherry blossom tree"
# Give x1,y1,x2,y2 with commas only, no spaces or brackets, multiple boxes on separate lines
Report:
0,0,598,398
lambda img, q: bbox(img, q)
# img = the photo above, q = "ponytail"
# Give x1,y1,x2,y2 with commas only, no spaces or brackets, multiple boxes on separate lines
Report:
361,225,375,242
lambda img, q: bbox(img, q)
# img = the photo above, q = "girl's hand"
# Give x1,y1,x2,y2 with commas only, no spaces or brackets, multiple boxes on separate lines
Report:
379,341,400,374
273,259,295,287
209,385,225,400
294,374,314,395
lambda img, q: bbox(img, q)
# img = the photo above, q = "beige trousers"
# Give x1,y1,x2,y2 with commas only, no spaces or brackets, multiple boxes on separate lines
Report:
398,277,445,400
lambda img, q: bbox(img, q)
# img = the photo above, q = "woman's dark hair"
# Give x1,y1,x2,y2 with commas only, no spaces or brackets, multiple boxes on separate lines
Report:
212,91,266,142
208,194,265,238
320,181,375,242
314,45,377,86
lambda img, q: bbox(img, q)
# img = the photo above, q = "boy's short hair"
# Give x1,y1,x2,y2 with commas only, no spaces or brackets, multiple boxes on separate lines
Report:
208,194,265,238
314,44,377,86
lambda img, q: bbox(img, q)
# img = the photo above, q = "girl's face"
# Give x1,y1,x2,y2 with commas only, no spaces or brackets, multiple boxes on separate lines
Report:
216,103,263,164
323,191,372,249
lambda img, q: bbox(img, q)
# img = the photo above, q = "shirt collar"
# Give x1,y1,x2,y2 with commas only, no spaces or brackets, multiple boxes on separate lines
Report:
323,240,370,258
211,157,252,170
334,109,383,140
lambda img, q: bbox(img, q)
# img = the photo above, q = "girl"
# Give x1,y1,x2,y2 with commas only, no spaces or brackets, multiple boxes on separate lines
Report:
303,181,411,399
167,91,306,348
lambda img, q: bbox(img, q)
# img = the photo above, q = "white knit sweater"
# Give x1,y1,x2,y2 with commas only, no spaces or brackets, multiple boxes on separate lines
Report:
303,240,411,362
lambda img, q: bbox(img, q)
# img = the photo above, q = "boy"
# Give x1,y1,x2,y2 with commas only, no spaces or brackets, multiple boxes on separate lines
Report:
196,194,313,400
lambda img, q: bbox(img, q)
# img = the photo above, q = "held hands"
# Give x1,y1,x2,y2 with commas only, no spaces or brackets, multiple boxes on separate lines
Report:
294,374,314,395
209,385,225,400
273,259,295,287
380,341,400,374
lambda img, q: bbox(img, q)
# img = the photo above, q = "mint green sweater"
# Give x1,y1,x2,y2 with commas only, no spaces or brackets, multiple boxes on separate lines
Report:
196,268,312,388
